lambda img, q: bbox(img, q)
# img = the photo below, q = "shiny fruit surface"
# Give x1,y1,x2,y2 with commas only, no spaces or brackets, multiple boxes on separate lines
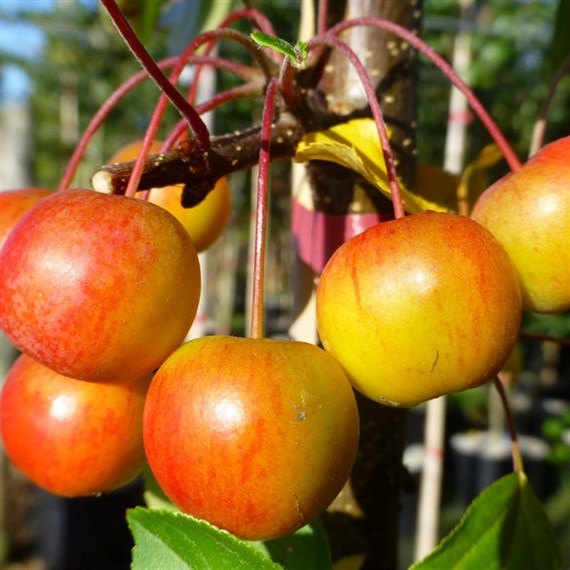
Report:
471,137,570,313
143,335,359,541
109,140,232,252
0,189,200,382
0,188,53,250
316,211,522,407
1,354,150,497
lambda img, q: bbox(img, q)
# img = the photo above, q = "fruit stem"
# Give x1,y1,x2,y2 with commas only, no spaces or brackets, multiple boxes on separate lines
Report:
529,55,570,157
186,9,273,108
100,0,211,156
317,0,330,34
250,78,279,339
278,57,302,109
220,8,279,52
59,54,252,192
519,331,570,347
308,34,406,219
492,376,525,474
327,17,523,173
125,25,275,197
163,82,264,151
58,58,178,191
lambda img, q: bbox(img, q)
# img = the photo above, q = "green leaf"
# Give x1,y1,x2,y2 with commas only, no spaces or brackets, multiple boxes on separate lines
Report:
128,507,281,570
251,520,332,570
250,32,307,68
412,472,562,570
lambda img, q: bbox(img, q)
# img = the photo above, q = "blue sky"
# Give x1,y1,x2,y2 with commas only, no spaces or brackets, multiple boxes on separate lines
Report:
0,0,96,104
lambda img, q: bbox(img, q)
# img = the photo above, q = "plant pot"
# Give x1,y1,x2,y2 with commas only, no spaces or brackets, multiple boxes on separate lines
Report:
450,431,553,507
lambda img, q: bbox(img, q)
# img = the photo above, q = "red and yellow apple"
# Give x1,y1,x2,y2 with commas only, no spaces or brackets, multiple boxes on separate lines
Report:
471,136,570,314
109,140,232,252
0,189,200,382
316,211,522,407
1,354,150,497
143,335,359,541
0,187,53,250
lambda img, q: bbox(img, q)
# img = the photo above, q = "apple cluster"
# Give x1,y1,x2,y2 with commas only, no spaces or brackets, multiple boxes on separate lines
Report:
1,137,568,541
0,175,359,541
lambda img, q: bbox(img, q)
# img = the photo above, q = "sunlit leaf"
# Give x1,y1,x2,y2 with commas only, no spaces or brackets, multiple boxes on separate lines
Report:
294,118,449,214
251,33,307,68
128,507,281,570
412,472,562,570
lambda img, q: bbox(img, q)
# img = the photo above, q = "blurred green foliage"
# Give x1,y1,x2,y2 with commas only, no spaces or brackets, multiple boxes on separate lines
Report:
420,0,569,174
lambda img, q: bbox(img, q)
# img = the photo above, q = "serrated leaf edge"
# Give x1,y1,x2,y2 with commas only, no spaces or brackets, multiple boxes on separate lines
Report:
128,507,282,569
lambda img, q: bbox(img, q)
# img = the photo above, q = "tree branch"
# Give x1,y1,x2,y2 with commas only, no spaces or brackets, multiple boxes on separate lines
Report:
91,113,304,205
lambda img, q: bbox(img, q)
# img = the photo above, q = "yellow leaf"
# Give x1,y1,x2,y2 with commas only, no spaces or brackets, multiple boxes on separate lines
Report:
416,163,461,212
294,118,449,214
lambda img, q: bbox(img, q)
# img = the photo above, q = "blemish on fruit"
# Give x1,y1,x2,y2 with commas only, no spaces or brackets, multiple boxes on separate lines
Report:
378,395,400,407
296,412,307,421
293,493,305,522
430,350,439,373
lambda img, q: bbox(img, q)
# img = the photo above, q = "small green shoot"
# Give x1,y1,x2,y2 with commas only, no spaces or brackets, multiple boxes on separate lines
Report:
250,32,307,69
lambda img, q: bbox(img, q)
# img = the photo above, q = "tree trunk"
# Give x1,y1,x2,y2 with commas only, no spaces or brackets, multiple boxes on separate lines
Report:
310,2,422,568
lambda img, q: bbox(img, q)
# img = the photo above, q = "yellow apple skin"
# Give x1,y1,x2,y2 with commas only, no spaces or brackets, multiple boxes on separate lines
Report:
109,141,232,252
316,211,522,408
471,137,570,314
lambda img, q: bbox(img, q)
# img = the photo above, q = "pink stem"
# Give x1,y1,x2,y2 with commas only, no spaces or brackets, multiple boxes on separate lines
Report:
186,9,273,107
308,34,406,219
58,57,178,191
317,0,329,34
250,79,279,339
100,0,210,155
58,54,252,191
221,7,277,36
126,27,273,197
326,17,522,172
164,82,263,150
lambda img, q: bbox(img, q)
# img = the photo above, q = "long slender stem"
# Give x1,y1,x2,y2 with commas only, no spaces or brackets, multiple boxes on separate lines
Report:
250,79,279,339
187,10,273,107
164,82,263,151
326,17,522,172
529,55,570,157
126,25,275,197
58,55,253,191
58,57,178,191
317,0,330,35
308,34,405,219
100,0,210,153
492,376,525,474
519,332,570,346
